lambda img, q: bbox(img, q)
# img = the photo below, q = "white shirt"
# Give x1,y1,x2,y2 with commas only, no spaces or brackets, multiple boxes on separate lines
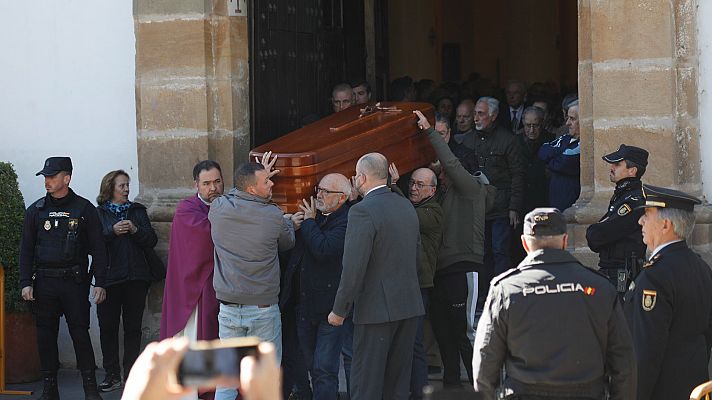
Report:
649,239,684,260
365,184,387,197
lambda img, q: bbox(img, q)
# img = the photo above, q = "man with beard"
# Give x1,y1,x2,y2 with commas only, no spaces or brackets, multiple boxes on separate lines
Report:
586,144,648,296
210,154,296,400
281,173,351,399
160,160,224,399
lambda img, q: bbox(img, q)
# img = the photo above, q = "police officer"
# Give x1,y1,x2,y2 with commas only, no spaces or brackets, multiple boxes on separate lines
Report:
624,185,712,400
473,208,635,400
19,157,107,400
586,144,648,295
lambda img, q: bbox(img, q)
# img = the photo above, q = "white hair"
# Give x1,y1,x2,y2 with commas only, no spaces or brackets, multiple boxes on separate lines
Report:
657,207,696,240
477,96,500,116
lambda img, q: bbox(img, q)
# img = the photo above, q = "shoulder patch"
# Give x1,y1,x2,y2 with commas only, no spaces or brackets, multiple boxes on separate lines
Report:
617,203,632,216
35,198,45,209
642,289,657,311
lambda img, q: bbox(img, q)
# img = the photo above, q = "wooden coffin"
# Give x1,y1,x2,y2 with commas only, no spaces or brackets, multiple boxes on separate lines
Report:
250,102,436,212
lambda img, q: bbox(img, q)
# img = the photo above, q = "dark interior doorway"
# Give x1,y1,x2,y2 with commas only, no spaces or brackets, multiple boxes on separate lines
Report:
249,0,381,147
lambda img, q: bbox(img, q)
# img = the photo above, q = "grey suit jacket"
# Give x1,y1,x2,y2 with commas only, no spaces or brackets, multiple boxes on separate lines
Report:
332,186,425,324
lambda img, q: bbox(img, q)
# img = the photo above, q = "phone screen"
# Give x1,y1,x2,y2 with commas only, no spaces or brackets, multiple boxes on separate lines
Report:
177,337,260,388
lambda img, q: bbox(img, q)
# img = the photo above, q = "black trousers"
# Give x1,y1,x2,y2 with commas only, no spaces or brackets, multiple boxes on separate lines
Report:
351,317,418,400
96,280,149,378
33,276,96,372
431,269,474,387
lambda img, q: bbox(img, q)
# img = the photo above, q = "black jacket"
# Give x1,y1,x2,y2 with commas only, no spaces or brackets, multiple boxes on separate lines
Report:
473,248,636,400
19,189,108,288
586,178,646,270
624,241,712,400
280,202,349,321
472,125,525,219
96,202,157,286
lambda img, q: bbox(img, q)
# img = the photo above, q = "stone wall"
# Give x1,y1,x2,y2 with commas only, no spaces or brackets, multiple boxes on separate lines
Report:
133,0,250,340
571,0,709,265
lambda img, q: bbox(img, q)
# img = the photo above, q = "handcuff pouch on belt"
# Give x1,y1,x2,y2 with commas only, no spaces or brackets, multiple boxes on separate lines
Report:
35,265,85,284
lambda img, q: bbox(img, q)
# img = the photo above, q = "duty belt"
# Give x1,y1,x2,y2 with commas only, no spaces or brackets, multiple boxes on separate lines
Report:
35,265,82,279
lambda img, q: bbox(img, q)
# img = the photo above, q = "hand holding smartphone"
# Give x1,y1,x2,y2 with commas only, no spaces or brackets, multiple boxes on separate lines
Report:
177,336,261,389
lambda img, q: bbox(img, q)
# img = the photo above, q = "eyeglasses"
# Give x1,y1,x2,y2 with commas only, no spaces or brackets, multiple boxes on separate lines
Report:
408,180,436,190
315,186,345,195
524,123,541,129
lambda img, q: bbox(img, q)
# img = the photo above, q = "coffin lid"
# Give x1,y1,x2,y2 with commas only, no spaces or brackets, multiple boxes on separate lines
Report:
251,102,434,167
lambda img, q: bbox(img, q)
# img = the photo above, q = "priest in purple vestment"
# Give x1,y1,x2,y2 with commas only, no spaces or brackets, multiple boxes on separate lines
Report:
160,160,224,342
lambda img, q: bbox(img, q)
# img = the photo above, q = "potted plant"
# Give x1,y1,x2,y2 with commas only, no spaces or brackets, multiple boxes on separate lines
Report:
0,162,40,383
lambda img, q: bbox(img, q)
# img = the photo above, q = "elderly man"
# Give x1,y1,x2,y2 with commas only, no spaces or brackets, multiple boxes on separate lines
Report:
329,153,423,399
390,166,444,399
280,174,351,400
209,154,296,400
453,101,475,137
538,100,581,211
331,83,354,113
624,185,712,400
415,110,489,389
473,208,636,400
500,80,526,133
586,144,648,296
351,80,372,105
473,96,525,276
160,160,224,400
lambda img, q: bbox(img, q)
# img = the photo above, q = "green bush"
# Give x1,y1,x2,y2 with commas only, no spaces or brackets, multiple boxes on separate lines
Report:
0,162,28,313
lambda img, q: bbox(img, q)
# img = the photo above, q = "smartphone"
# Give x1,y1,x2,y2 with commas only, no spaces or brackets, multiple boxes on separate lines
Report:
177,336,260,388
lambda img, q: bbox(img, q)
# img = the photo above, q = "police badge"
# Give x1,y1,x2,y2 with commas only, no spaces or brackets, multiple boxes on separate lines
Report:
617,203,632,216
44,220,51,231
642,289,657,311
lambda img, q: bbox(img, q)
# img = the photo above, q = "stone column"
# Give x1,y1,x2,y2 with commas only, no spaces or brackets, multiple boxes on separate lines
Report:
571,0,707,265
133,0,250,337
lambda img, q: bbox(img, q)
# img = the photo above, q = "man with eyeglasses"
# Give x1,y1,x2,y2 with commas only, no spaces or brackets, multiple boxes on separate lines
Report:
406,167,444,399
281,173,351,399
513,106,554,264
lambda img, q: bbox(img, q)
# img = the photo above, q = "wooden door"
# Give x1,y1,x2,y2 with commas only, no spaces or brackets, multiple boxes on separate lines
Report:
250,0,366,147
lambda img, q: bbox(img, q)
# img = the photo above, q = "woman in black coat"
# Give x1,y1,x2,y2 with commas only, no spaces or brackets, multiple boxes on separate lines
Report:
95,170,157,392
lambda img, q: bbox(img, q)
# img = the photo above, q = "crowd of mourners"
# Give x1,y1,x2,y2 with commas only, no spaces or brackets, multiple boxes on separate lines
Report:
18,73,712,400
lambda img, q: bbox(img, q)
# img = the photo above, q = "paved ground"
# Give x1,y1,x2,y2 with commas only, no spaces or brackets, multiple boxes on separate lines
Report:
6,367,473,399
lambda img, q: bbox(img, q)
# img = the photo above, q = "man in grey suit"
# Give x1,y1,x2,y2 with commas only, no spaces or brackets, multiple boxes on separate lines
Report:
328,152,425,399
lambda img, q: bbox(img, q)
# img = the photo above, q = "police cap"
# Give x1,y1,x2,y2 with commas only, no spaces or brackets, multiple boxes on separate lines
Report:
641,184,701,212
36,157,73,176
523,208,567,236
602,144,648,168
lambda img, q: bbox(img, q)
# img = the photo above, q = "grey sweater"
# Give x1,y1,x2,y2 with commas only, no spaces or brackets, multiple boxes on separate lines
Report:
209,188,295,305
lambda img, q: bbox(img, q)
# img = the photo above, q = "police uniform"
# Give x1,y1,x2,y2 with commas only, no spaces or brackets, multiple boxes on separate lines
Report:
586,144,648,294
18,157,107,400
473,209,635,400
623,185,712,400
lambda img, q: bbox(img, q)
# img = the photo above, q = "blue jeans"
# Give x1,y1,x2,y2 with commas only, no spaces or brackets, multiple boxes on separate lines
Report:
297,314,344,400
410,289,430,399
485,217,513,275
341,317,354,394
215,303,282,400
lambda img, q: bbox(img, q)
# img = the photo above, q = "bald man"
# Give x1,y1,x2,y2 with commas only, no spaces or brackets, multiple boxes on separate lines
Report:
330,153,424,399
281,173,352,400
407,167,443,400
